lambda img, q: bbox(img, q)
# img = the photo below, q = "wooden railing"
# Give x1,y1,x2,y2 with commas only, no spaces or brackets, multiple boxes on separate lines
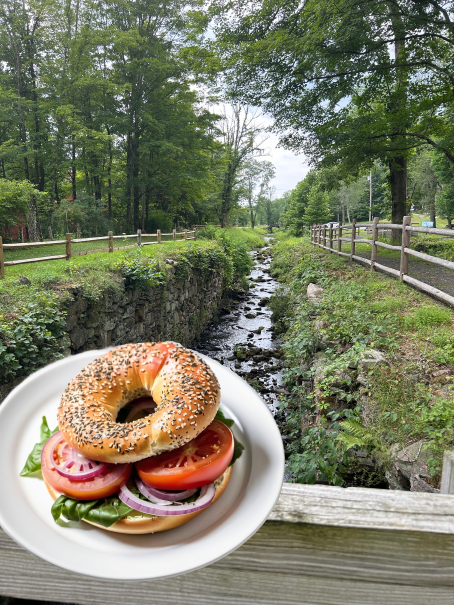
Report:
0,229,196,279
3,454,454,604
311,217,454,307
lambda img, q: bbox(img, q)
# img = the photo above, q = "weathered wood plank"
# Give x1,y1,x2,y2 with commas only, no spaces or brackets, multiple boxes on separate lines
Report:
271,483,454,533
405,247,454,271
3,240,66,249
375,241,401,251
3,521,454,605
407,226,454,237
402,275,454,307
4,254,66,266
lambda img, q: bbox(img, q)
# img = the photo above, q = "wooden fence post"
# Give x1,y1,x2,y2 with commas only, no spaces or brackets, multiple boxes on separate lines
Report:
337,223,342,255
329,224,333,252
173,229,176,241
400,216,411,280
184,229,188,240
76,223,81,239
441,451,454,494
350,219,356,261
65,233,72,260
137,229,142,246
0,236,4,279
157,229,161,244
323,225,327,248
108,231,113,253
370,217,379,271
48,225,53,241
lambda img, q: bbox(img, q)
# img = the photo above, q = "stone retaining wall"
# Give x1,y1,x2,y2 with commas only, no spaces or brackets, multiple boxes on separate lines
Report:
0,264,224,402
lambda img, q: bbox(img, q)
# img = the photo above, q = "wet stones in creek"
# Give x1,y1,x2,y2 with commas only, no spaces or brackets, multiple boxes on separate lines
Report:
193,240,284,413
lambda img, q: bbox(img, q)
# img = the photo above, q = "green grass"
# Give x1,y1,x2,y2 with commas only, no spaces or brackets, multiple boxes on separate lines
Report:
3,232,186,262
0,240,224,316
1,235,255,386
404,305,452,330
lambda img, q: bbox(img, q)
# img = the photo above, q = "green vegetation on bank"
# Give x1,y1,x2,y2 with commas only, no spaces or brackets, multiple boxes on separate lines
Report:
0,228,264,389
271,233,454,488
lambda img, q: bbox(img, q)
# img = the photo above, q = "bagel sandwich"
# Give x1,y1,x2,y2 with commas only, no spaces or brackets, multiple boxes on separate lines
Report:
20,344,244,534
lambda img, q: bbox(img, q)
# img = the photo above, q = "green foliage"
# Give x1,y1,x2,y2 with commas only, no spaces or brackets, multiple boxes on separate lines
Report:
337,418,376,450
413,237,454,262
114,247,166,290
269,236,454,487
51,494,133,528
20,417,58,476
211,0,454,226
404,305,452,330
303,181,331,226
0,292,67,383
146,210,174,234
0,179,47,237
52,196,113,238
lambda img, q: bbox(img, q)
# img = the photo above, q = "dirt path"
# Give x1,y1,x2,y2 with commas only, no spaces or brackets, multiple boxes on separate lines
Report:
353,250,454,297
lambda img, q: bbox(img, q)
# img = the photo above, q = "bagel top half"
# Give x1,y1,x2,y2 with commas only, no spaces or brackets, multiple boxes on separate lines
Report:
57,342,221,464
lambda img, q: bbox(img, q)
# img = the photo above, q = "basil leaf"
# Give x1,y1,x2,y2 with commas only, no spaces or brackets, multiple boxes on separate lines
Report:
85,498,133,528
215,408,244,466
20,416,58,476
230,436,245,467
51,495,132,528
215,408,234,428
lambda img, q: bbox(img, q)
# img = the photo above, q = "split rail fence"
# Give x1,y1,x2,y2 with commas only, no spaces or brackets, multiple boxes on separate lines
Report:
311,216,454,307
0,229,196,279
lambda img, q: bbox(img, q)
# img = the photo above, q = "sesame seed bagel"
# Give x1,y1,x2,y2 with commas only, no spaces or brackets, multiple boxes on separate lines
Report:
57,342,221,464
43,466,232,534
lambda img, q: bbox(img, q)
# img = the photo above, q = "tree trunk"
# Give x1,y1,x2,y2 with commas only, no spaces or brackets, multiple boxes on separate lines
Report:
72,134,77,200
389,156,407,241
26,195,42,241
106,126,112,219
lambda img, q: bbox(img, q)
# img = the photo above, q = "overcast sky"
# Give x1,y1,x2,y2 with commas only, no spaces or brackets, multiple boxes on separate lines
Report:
258,116,311,198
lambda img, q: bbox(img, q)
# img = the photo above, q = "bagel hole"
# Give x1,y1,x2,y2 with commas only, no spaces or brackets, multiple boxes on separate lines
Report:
117,396,157,423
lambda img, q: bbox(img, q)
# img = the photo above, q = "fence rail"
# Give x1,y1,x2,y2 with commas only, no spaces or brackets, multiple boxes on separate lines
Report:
310,216,454,307
0,229,196,278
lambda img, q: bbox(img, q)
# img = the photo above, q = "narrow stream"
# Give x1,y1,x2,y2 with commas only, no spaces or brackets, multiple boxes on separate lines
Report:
194,238,284,414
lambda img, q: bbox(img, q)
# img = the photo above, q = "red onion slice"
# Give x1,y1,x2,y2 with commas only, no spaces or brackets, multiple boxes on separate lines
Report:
50,432,108,481
136,480,198,502
118,482,215,516
135,477,173,505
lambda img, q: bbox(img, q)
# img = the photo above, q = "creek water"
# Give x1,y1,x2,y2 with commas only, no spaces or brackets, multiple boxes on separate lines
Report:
193,238,284,415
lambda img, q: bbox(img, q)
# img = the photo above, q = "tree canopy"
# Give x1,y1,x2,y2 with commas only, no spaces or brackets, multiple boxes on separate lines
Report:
210,0,454,233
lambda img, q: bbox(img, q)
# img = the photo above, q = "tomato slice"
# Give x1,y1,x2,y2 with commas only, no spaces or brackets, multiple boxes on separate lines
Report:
41,432,132,500
136,420,234,490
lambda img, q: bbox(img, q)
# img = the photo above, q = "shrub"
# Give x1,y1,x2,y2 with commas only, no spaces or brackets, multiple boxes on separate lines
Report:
114,248,165,290
0,293,67,382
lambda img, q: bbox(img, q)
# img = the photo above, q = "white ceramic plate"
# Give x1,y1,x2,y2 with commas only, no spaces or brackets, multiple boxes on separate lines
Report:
0,350,284,580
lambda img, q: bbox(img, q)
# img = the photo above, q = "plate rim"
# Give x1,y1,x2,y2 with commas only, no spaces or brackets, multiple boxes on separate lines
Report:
0,349,285,580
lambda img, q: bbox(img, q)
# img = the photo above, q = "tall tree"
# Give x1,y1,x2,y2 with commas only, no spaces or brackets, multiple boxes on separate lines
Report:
240,158,275,227
210,0,454,239
214,104,267,227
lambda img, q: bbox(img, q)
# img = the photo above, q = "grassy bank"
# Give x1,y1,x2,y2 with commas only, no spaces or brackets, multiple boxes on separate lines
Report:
271,233,454,488
1,228,264,389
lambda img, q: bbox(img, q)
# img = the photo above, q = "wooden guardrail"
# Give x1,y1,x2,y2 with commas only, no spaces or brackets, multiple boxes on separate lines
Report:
0,229,196,279
3,455,454,605
311,217,454,307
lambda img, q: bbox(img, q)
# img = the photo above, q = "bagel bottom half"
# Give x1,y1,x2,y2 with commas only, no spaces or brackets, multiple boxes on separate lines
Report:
44,465,232,534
